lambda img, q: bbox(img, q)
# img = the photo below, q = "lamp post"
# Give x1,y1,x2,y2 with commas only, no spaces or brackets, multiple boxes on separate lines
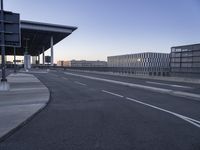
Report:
1,0,6,82
0,0,9,91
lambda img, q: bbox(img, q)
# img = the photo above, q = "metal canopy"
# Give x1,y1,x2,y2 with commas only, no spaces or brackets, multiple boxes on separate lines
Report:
3,20,77,56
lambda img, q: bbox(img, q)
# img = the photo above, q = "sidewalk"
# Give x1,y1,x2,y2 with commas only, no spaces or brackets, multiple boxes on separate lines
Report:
0,73,50,141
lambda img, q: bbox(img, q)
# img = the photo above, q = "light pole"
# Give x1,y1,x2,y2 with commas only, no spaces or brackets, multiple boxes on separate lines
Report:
1,0,6,82
0,0,9,91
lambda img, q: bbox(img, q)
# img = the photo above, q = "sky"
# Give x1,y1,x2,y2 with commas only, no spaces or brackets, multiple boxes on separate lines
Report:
4,0,200,62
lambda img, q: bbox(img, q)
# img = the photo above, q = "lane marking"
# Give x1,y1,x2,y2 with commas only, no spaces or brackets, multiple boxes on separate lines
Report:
51,74,59,77
146,81,192,89
126,97,200,128
64,72,200,101
74,81,87,86
62,77,68,80
102,90,124,98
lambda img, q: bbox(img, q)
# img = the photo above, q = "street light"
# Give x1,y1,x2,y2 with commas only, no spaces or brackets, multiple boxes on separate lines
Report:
0,0,10,91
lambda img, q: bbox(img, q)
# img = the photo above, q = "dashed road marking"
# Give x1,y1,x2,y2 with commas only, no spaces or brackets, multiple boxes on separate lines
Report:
64,72,200,101
74,81,87,86
62,77,68,80
102,90,124,98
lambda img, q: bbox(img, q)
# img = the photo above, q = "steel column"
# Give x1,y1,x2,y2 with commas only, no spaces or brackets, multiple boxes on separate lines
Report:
43,47,45,65
50,36,54,66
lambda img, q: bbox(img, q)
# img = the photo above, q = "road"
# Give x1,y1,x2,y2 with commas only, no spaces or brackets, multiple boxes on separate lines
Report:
0,69,200,150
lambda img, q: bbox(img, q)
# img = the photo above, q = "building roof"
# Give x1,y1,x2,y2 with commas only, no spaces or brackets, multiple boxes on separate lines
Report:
171,43,200,49
4,20,77,56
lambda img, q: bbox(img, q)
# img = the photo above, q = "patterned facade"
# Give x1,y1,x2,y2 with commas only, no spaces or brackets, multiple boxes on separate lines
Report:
107,52,170,76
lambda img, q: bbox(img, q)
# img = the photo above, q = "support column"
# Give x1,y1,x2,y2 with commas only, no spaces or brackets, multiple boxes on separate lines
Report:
42,47,45,65
50,36,54,66
14,47,16,73
38,52,40,65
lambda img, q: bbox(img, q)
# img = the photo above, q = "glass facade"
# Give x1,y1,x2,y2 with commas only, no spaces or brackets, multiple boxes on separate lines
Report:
170,44,200,77
107,52,170,76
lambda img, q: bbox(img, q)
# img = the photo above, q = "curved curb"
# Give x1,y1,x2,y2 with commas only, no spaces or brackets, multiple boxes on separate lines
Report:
0,79,51,143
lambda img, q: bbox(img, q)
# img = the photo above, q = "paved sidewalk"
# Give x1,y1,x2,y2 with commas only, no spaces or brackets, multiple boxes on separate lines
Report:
0,73,50,141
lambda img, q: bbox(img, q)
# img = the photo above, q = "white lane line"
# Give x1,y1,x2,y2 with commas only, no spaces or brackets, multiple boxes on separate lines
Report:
102,90,124,98
74,81,87,86
64,72,200,101
126,97,200,128
146,81,192,89
62,77,68,80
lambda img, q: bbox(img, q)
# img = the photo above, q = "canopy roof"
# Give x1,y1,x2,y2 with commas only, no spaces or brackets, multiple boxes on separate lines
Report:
4,20,77,56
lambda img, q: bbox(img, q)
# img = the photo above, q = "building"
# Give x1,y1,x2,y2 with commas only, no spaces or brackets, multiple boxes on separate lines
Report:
70,60,107,67
107,52,170,76
57,60,107,67
170,44,200,77
1,20,77,69
0,55,7,65
57,60,71,67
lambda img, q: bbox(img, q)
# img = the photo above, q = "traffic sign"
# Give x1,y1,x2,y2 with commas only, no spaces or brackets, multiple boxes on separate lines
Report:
0,11,20,47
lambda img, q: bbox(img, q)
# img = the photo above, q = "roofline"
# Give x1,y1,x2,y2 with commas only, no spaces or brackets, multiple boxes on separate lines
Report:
171,43,200,49
20,20,77,31
107,52,170,58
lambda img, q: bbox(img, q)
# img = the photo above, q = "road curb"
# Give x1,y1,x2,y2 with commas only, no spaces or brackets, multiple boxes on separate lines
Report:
0,76,51,143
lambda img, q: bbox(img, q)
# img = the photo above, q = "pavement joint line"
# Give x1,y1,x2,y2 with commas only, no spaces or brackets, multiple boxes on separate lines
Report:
10,87,47,92
0,73,50,143
146,81,193,89
102,90,124,98
74,81,87,86
125,97,200,128
64,72,200,101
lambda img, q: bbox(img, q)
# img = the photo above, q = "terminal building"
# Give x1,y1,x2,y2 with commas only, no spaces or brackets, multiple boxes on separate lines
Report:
170,44,200,77
0,20,77,69
57,60,71,67
107,52,170,76
57,60,107,67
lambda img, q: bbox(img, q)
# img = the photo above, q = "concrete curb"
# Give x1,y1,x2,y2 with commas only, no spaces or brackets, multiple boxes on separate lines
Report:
0,74,51,143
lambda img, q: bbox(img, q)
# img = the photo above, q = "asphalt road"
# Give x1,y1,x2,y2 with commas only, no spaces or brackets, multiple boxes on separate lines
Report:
0,69,200,150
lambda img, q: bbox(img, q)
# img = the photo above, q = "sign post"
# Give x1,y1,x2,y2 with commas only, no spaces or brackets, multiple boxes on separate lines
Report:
0,0,20,90
0,0,6,82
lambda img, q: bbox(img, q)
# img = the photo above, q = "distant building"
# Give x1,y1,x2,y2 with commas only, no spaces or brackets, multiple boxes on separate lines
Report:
57,60,71,67
32,56,38,65
57,60,107,67
170,44,200,77
107,52,170,76
0,55,7,65
70,60,107,67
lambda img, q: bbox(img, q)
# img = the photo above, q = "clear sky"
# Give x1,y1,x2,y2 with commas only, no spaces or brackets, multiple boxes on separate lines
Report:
5,0,200,62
